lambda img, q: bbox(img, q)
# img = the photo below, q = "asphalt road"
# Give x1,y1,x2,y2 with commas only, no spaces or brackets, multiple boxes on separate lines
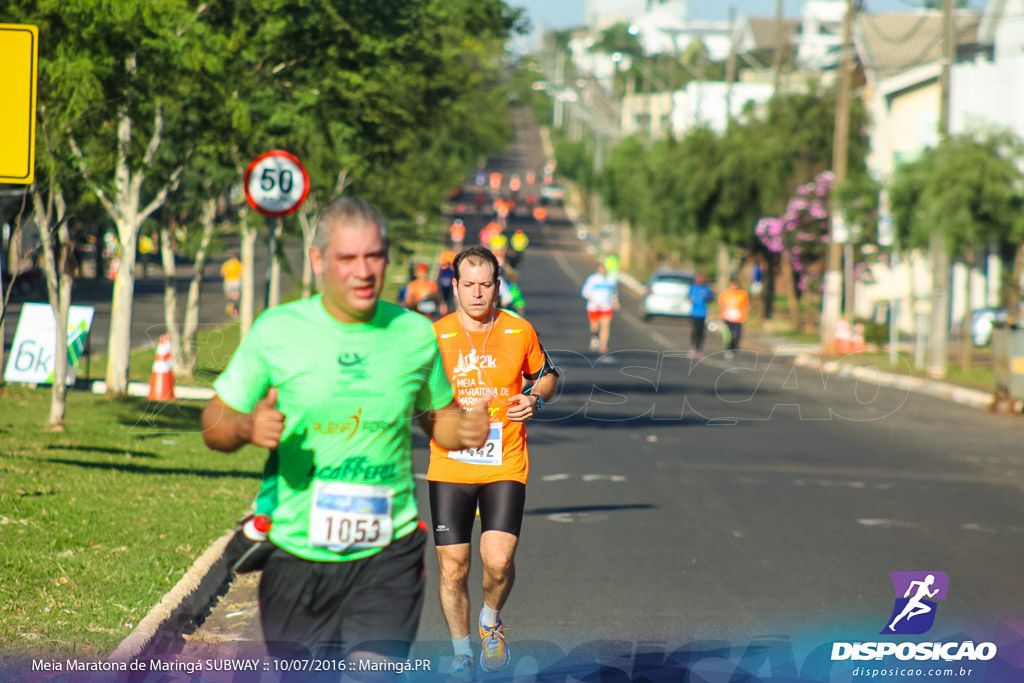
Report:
173,111,1024,681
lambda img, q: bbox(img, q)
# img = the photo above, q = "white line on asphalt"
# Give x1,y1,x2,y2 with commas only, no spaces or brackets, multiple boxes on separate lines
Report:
581,474,627,482
857,519,916,528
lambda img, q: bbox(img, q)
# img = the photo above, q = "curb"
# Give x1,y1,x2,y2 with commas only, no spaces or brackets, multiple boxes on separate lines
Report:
108,531,234,663
89,380,215,400
792,354,994,410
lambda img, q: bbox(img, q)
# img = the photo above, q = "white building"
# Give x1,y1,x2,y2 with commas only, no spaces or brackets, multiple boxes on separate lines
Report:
852,4,1024,334
584,0,656,32
951,0,1024,143
619,80,775,138
798,0,847,70
672,81,775,135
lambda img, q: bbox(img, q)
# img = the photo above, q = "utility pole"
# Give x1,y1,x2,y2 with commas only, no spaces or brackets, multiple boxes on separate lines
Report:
820,0,856,353
717,6,739,298
553,48,565,128
927,0,955,377
771,0,785,93
725,5,737,123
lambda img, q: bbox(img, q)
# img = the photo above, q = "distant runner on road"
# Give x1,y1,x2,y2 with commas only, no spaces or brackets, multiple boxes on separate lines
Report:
717,279,749,359
220,256,243,317
581,262,619,354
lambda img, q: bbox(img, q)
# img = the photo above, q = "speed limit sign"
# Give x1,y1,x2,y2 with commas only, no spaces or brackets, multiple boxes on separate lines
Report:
243,150,310,217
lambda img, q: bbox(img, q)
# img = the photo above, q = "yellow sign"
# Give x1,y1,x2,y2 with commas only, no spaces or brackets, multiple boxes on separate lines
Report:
0,24,38,185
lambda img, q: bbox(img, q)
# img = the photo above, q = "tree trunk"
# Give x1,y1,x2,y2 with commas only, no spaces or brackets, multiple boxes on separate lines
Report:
780,252,802,332
763,252,778,322
33,184,71,431
299,210,315,299
159,221,185,376
716,242,730,295
267,220,283,309
181,197,217,374
48,277,73,431
2,229,17,385
7,214,23,280
1009,241,1024,326
106,224,139,396
239,207,257,339
960,250,974,374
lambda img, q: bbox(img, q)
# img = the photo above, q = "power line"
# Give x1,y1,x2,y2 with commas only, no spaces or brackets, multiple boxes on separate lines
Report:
861,12,933,44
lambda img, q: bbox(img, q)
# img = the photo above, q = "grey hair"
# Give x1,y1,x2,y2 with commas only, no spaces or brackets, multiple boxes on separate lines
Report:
312,196,389,251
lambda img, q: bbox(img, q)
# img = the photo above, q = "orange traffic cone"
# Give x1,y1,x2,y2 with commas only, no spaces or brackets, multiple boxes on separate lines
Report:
851,321,867,353
148,334,176,400
835,317,852,354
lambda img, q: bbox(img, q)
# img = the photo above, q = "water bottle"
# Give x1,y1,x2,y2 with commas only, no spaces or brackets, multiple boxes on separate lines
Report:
224,514,274,574
242,514,272,541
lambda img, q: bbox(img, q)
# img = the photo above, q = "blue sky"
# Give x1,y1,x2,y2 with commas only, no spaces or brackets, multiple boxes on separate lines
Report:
510,0,988,30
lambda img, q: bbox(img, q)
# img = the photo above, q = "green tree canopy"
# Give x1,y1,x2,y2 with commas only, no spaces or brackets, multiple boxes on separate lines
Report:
890,132,1024,253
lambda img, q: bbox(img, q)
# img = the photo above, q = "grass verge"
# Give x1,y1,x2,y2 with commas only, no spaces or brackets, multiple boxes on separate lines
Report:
0,384,266,660
828,350,994,393
1,267,428,662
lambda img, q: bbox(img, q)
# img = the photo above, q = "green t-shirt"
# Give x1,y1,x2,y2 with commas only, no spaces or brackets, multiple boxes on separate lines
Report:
214,296,453,562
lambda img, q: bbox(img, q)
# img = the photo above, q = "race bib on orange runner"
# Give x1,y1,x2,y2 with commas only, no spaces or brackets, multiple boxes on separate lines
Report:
449,423,502,466
309,481,393,552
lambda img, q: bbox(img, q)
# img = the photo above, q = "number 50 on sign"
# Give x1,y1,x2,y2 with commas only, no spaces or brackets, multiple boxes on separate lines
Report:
243,150,310,217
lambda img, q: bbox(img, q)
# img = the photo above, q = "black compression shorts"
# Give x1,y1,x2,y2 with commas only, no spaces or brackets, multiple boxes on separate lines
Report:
428,480,527,546
258,524,427,661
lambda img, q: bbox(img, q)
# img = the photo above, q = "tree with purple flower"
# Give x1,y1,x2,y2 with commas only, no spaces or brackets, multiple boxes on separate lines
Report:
755,171,836,330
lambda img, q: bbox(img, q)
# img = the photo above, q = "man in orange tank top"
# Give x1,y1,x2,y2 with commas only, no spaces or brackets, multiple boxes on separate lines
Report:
717,279,750,358
427,246,559,678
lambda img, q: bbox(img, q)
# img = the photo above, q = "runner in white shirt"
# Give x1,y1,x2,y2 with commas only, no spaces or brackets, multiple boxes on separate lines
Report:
581,262,619,353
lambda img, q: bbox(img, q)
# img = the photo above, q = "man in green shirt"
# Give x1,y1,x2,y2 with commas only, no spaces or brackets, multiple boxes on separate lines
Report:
201,196,491,665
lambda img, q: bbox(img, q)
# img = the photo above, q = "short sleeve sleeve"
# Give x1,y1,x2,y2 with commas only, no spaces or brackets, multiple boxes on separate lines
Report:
415,342,455,413
522,325,550,380
213,321,271,413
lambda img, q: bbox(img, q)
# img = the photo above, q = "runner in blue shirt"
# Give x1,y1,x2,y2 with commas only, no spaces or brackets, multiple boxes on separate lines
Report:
688,273,714,359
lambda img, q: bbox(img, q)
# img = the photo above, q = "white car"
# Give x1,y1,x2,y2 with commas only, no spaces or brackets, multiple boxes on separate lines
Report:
641,270,695,319
539,184,565,205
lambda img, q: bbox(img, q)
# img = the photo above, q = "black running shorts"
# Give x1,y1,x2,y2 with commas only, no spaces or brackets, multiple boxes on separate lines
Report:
428,480,527,546
258,524,427,661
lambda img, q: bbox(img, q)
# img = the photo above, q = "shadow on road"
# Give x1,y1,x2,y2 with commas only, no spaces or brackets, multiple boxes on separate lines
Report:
524,504,656,516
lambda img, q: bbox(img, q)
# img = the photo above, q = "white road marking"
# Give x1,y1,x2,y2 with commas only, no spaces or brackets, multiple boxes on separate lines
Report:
857,519,916,528
541,473,571,481
582,474,627,482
